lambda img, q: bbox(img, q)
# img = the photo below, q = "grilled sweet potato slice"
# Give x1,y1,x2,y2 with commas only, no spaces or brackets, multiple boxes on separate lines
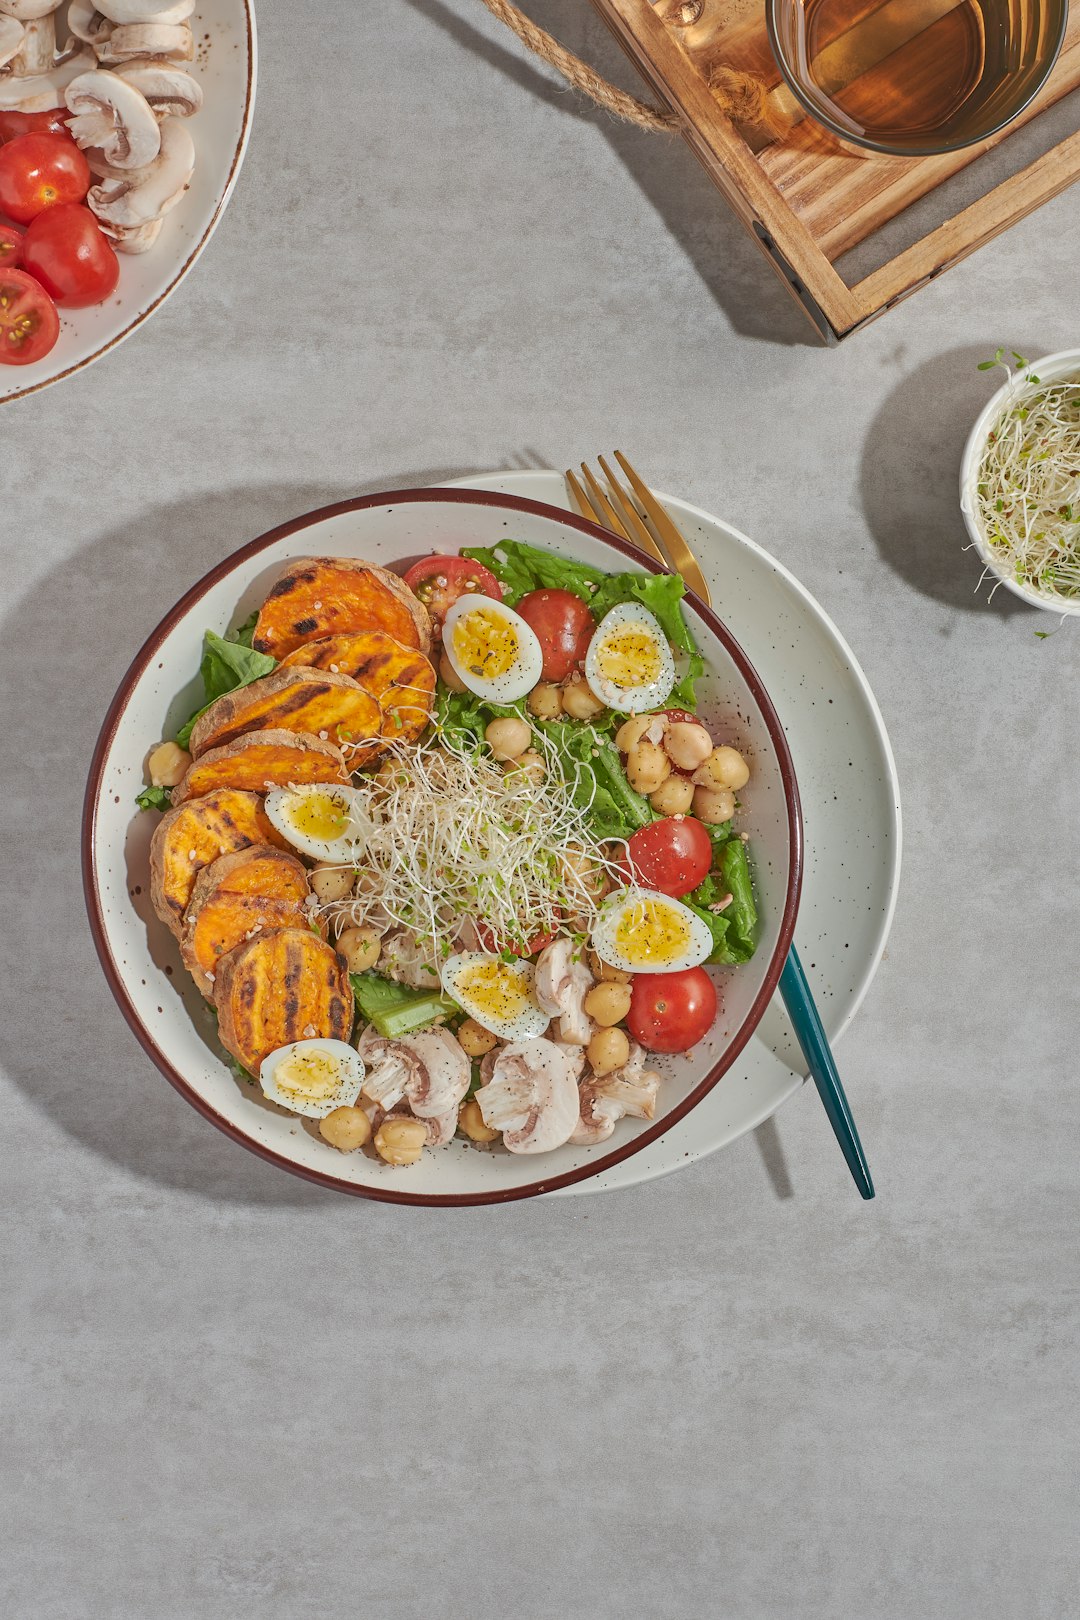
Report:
171,730,349,804
214,927,353,1076
252,557,432,660
181,846,317,996
188,667,381,761
150,789,288,940
280,631,436,744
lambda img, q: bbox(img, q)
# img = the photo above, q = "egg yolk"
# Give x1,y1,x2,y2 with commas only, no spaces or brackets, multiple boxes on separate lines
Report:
452,607,521,680
271,1049,345,1105
458,961,531,1020
288,790,349,841
596,627,662,690
613,897,692,967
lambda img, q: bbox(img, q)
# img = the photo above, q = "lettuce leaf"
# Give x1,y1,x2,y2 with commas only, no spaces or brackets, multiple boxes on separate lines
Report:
461,540,605,607
134,784,172,812
685,838,758,965
535,719,652,842
351,973,458,1039
173,625,276,749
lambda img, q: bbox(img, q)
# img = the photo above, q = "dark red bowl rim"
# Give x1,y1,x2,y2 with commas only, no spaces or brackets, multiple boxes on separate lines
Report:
82,487,804,1206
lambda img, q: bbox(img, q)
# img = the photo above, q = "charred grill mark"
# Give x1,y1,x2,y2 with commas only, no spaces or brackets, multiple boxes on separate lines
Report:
293,617,319,637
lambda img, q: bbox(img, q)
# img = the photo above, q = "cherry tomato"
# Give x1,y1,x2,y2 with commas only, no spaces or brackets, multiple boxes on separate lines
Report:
22,204,119,308
403,554,502,636
475,918,559,957
0,267,59,365
515,588,595,682
628,967,717,1053
0,221,24,269
625,816,713,898
0,110,73,144
0,134,90,225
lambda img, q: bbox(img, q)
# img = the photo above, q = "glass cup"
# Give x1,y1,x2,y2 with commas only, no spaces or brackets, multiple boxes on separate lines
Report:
767,0,1069,156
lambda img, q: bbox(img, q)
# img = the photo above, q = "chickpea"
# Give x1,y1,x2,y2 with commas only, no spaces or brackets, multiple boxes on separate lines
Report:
664,721,713,772
561,675,606,720
459,1098,499,1143
505,749,545,784
650,774,695,817
626,739,671,795
438,651,467,694
695,745,750,792
588,951,632,985
584,981,633,1027
693,785,736,825
457,1018,498,1058
485,716,531,761
615,714,654,753
147,740,190,788
336,925,381,974
319,1105,372,1152
527,682,563,720
562,848,608,902
310,862,356,903
374,1116,428,1166
587,1026,630,1077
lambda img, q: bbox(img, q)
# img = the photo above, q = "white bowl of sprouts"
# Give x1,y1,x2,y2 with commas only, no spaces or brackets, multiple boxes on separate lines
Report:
961,348,1080,613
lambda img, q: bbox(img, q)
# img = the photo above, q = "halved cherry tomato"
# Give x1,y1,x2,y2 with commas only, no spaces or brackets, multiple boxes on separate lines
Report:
0,221,24,269
624,816,713,898
0,133,90,225
402,554,502,636
0,110,73,144
22,204,119,307
475,918,559,957
0,267,59,365
515,588,595,682
628,966,717,1053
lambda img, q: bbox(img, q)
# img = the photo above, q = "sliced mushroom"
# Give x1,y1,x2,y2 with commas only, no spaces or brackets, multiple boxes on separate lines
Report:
66,1,114,51
379,928,442,992
357,1026,470,1120
534,938,595,1046
112,57,201,116
475,1037,580,1154
65,67,160,166
97,0,194,21
101,215,162,252
9,12,55,75
89,111,193,225
98,20,192,61
0,15,23,71
0,1,61,20
570,1042,661,1145
0,41,93,106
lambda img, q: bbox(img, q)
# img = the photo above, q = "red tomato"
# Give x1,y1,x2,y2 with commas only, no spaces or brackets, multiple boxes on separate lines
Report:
0,110,73,144
0,134,90,225
475,919,559,957
628,967,717,1053
0,266,59,365
0,221,24,269
515,588,595,682
22,204,119,308
402,554,502,636
625,816,713,898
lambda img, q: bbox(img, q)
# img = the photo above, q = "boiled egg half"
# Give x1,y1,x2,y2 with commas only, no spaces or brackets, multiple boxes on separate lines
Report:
443,594,543,703
591,887,713,974
584,601,676,713
265,783,365,863
259,1038,366,1118
442,950,549,1040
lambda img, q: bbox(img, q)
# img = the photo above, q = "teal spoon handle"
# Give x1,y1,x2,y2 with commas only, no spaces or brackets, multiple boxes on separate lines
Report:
778,944,875,1200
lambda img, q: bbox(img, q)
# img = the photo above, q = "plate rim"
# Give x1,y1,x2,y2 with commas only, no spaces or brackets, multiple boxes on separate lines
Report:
82,486,804,1206
0,0,258,407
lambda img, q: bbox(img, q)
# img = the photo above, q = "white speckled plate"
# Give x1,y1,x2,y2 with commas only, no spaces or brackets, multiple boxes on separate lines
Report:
1,1,255,405
449,472,902,1197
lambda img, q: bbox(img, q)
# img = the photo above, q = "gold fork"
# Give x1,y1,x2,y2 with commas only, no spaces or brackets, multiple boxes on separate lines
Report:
566,452,712,605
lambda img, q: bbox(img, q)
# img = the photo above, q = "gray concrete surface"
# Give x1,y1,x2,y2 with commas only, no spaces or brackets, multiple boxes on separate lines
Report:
2,3,1078,1616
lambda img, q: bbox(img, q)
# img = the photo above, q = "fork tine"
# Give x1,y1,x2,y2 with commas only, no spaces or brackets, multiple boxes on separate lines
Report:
565,468,601,530
577,463,631,543
597,455,670,568
613,451,711,605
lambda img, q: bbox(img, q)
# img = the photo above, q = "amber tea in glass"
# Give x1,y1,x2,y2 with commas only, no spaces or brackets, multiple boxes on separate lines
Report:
767,0,1068,155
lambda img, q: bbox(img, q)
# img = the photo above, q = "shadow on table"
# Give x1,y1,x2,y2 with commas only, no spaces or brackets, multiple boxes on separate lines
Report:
859,344,1057,619
403,0,816,347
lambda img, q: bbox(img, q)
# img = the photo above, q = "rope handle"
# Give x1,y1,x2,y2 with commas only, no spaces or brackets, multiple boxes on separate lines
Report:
477,0,777,132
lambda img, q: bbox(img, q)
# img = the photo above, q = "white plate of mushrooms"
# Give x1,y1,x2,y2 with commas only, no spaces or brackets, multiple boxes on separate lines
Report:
0,0,255,404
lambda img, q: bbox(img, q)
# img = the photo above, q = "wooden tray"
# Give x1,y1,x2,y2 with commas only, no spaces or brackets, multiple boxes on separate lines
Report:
587,0,1080,340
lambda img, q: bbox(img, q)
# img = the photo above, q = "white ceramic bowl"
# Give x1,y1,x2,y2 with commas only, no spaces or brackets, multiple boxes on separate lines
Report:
960,347,1080,614
83,490,802,1205
0,1,256,406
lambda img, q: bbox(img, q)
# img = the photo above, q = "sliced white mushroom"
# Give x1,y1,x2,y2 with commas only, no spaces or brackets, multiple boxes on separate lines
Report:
65,67,160,165
475,1038,580,1154
570,1042,661,1145
0,42,93,105
0,15,23,70
356,1026,470,1120
0,1,61,20
535,938,595,1046
112,56,201,116
1,0,58,78
100,215,162,252
66,1,114,51
97,0,194,22
98,20,192,61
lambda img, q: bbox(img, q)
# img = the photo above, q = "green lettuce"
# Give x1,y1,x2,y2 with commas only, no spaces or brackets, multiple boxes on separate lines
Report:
534,719,652,842
174,623,276,749
134,785,172,813
685,838,758,965
351,973,458,1039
